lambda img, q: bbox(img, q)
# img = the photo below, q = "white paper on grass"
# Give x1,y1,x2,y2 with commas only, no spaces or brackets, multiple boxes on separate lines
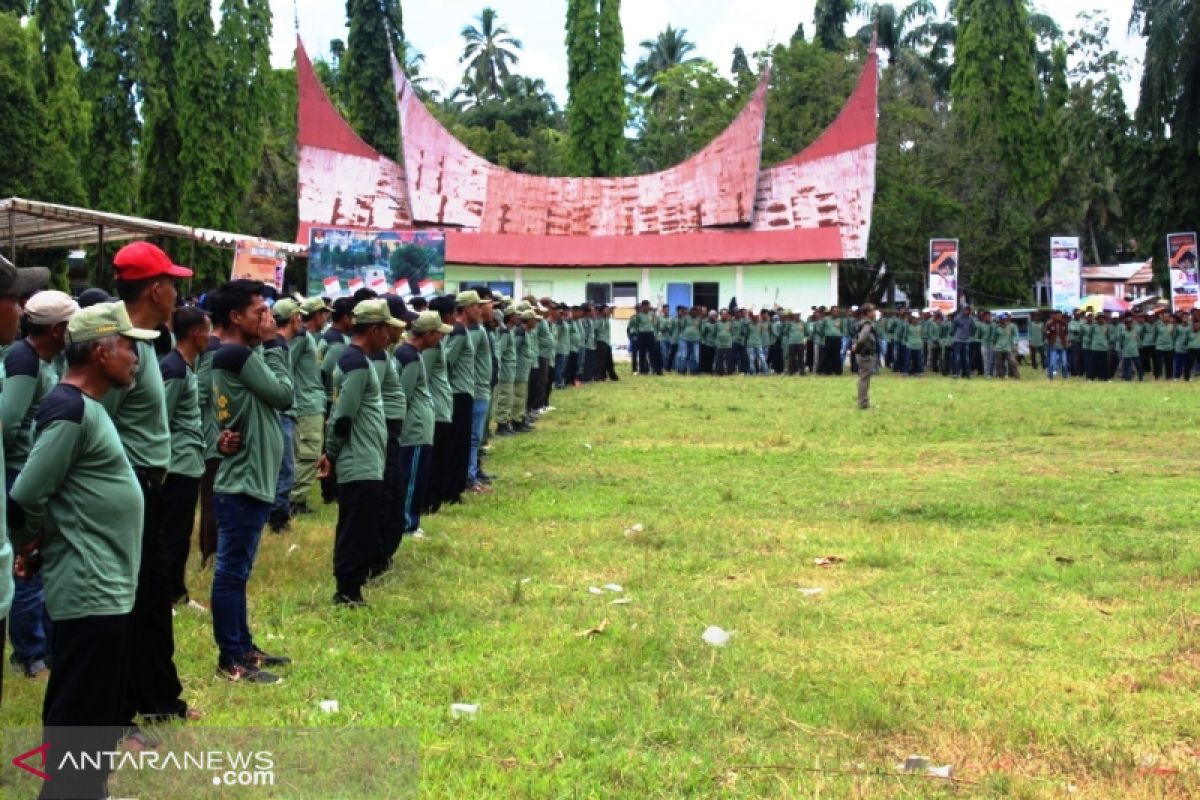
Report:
602,583,623,592
702,626,732,647
610,598,633,605
588,587,604,595
450,703,479,718
319,700,339,713
797,588,824,596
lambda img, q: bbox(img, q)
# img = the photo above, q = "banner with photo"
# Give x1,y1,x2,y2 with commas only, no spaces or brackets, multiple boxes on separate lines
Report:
306,228,446,299
1167,232,1199,313
928,239,958,314
231,239,286,291
1050,236,1082,311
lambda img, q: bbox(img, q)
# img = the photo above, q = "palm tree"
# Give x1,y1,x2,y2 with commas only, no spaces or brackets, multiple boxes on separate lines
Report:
458,7,522,101
1131,0,1200,144
633,25,700,101
856,1,954,94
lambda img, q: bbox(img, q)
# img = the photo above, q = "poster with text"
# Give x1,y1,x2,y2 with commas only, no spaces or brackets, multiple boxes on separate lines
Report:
928,239,959,314
231,239,286,291
306,228,446,298
1050,236,1082,311
1167,232,1198,313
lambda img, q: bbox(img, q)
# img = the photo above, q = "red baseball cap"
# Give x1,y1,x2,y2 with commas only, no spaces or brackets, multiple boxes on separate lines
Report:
113,241,193,281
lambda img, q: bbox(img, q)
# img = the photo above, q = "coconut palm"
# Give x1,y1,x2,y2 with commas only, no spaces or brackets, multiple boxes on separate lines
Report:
633,25,701,101
458,7,523,101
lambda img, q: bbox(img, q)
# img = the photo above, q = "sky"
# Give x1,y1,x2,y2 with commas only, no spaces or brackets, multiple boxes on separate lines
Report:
279,0,1145,108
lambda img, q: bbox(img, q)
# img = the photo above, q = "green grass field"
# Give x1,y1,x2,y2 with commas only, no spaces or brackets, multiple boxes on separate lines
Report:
5,372,1200,798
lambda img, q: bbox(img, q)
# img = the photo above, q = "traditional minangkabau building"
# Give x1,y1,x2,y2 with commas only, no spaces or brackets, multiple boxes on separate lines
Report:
296,38,878,311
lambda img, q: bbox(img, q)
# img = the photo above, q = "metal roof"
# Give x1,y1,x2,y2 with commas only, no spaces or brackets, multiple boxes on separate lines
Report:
1081,261,1154,282
1,197,307,257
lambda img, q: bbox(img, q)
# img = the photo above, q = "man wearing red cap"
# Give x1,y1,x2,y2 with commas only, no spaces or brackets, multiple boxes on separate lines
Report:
105,241,200,725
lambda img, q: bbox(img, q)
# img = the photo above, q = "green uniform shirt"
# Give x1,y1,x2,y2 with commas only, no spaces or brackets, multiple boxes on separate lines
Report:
905,322,924,348
327,345,386,483
582,317,597,349
1118,327,1140,357
1027,321,1045,347
422,343,452,424
1138,321,1157,347
1087,324,1110,352
372,349,406,423
396,343,434,447
1,340,58,472
568,318,583,350
318,329,348,406
469,324,492,401
11,384,143,621
678,316,702,342
1174,324,1191,353
536,318,556,356
212,341,293,503
1067,320,1083,345
0,426,8,619
100,341,170,470
514,327,533,377
655,316,675,343
497,327,517,382
993,322,1018,352
444,322,476,396
554,321,571,356
290,330,325,418
594,317,611,344
197,335,221,461
1155,322,1175,351
160,349,205,478
714,321,734,347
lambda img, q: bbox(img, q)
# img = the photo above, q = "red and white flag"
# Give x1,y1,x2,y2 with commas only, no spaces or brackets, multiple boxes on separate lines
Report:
394,280,414,301
347,276,365,294
322,275,341,297
368,274,388,294
417,278,435,298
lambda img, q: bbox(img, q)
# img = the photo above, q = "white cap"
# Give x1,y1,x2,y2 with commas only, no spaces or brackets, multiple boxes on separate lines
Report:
25,290,79,325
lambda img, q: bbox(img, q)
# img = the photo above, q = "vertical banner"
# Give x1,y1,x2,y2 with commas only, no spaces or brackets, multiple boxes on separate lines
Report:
928,239,958,314
1167,232,1199,313
231,240,287,291
306,228,446,298
1050,237,1082,311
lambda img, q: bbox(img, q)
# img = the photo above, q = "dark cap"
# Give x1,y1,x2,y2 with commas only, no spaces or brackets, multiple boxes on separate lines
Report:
0,254,50,297
77,287,114,308
428,295,457,315
385,294,420,323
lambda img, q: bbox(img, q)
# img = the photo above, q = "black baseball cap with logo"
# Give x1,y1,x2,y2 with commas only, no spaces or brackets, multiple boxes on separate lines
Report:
0,254,50,297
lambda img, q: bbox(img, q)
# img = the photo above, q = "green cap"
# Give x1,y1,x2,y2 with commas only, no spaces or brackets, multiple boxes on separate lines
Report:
299,296,333,314
67,301,160,345
272,298,300,321
456,290,481,308
519,309,539,321
410,310,453,334
353,298,405,328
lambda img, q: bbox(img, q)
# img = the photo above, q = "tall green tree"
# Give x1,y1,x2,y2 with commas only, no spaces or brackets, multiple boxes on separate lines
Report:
79,0,139,212
0,14,44,198
458,7,522,101
634,60,739,172
813,0,853,50
565,0,626,176
344,0,404,157
140,0,182,223
633,25,699,100
217,0,273,229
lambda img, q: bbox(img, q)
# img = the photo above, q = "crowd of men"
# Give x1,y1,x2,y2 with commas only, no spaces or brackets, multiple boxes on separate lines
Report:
620,301,1200,382
0,244,603,797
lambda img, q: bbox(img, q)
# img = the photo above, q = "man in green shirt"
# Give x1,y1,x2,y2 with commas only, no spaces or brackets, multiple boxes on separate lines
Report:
108,242,196,723
290,296,332,515
424,296,458,514
160,305,212,608
267,299,303,533
380,295,418,549
318,299,399,605
631,300,661,375
209,280,294,683
466,290,495,493
993,313,1020,379
494,306,519,436
596,304,618,380
1067,310,1085,377
442,292,478,503
11,300,156,797
1027,312,1045,370
1116,316,1141,381
318,297,354,409
396,311,448,542
1085,313,1111,381
0,254,48,703
2,290,75,680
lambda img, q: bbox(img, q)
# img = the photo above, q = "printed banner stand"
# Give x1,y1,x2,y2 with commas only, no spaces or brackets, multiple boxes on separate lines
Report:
1167,232,1199,313
1050,237,1082,312
306,228,447,299
231,239,286,291
928,239,958,314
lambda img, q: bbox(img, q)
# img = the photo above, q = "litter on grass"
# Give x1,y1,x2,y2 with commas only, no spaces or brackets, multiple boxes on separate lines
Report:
602,583,623,592
576,619,609,637
813,556,846,566
451,703,479,719
588,587,604,595
319,700,339,714
797,588,825,596
702,626,732,647
610,598,633,605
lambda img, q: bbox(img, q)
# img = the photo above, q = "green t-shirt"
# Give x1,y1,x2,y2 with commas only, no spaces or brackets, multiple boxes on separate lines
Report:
904,322,924,348
1138,321,1157,347
554,321,571,355
1,339,58,472
536,318,556,356
496,327,516,382
655,316,676,343
1086,324,1110,352
444,322,476,396
515,327,533,376
212,341,293,503
594,317,611,344
1155,322,1175,351
160,349,205,478
422,343,452,424
318,329,348,406
1067,320,1083,345
568,318,583,350
396,343,434,446
677,316,702,342
469,324,492,401
993,322,1018,352
11,384,143,621
582,317,597,349
290,330,325,418
1174,324,1191,353
326,345,386,483
197,335,221,461
1027,321,1045,347
372,349,407,423
100,340,171,470
1117,327,1140,357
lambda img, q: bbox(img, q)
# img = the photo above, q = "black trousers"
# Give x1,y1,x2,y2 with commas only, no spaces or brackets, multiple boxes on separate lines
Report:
714,347,734,375
127,473,186,724
1029,345,1043,369
598,341,619,379
970,342,984,375
535,357,551,405
1140,346,1154,379
41,614,132,800
380,425,403,562
699,343,714,374
1070,343,1084,376
161,473,201,605
425,420,454,513
806,339,815,371
334,480,385,597
447,393,473,503
769,342,784,374
582,349,597,382
786,344,805,375
1153,349,1169,379
636,332,660,374
822,338,842,375
197,457,221,565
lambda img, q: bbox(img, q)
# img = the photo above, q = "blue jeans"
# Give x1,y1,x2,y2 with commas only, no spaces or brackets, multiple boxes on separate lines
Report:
467,398,490,483
554,353,567,388
675,340,699,374
659,341,672,371
211,493,270,665
628,337,638,371
272,414,295,516
748,346,769,374
907,346,924,375
1047,346,1068,379
952,341,971,378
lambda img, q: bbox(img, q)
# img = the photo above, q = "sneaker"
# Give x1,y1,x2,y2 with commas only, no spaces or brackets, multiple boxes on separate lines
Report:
186,599,209,614
12,658,49,679
495,423,515,436
468,481,493,494
217,662,282,684
333,592,367,608
409,529,427,540
244,648,293,669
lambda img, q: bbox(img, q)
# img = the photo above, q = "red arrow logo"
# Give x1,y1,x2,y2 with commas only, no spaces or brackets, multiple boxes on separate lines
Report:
13,742,51,781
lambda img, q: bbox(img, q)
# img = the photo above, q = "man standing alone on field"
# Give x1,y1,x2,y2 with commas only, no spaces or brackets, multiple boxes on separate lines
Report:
851,304,879,410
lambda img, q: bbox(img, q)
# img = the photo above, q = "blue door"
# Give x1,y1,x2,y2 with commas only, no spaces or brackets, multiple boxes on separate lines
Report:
666,282,692,310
